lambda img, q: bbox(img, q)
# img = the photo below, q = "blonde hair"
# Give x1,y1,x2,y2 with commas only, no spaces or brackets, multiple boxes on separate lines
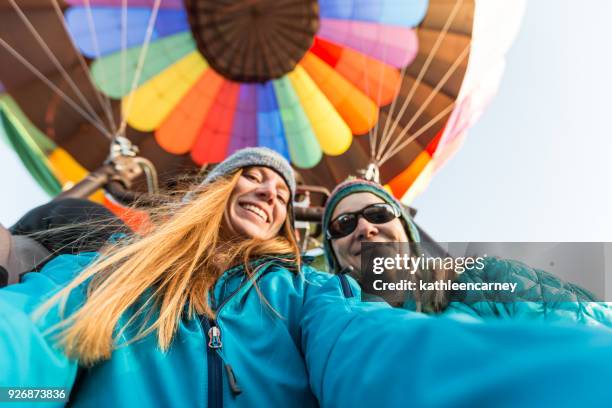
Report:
36,170,300,365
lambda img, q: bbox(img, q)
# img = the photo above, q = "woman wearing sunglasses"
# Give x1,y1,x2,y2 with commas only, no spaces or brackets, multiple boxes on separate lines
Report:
323,179,612,326
3,149,612,407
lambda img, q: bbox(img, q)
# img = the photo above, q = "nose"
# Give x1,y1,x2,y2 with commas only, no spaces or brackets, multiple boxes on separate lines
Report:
255,181,276,205
354,216,379,240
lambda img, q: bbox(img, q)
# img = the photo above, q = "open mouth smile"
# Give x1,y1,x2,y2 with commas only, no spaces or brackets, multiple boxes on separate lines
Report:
240,202,269,223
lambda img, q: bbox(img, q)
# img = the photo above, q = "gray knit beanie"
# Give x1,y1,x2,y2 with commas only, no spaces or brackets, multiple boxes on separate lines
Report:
190,147,296,199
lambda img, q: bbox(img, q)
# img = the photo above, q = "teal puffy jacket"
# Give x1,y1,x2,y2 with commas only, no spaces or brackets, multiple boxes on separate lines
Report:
440,257,612,327
5,253,612,407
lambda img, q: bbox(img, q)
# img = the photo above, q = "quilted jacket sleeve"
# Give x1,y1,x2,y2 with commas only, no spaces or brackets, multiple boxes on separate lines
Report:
299,266,612,407
442,257,612,328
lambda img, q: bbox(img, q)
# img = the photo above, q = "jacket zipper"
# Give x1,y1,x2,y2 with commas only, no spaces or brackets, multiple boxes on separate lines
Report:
200,262,273,407
202,317,223,408
338,273,355,298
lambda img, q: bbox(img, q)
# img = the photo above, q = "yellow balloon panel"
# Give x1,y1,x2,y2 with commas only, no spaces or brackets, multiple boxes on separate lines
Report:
287,66,351,156
123,51,207,131
48,148,105,203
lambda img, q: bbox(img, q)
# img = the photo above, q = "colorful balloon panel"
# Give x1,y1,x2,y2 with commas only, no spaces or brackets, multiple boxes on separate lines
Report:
29,0,524,203
64,0,426,173
228,85,258,155
272,77,322,169
156,69,224,154
49,147,105,203
65,0,184,9
300,52,378,136
256,83,290,161
387,150,431,199
103,194,152,234
309,38,402,106
91,32,196,98
123,51,207,131
66,7,188,58
318,18,418,68
190,81,240,165
318,0,429,28
287,65,352,157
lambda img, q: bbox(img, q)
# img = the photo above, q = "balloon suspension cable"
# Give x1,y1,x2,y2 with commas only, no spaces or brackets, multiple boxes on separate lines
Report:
369,17,392,162
378,43,470,166
81,0,121,134
6,0,112,136
0,37,114,140
378,101,456,167
48,0,118,134
376,0,464,162
117,0,163,137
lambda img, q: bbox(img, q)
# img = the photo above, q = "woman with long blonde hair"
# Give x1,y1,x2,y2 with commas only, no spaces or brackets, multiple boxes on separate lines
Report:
4,147,612,407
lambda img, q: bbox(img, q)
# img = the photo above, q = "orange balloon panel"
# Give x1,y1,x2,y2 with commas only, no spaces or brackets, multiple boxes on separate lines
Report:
156,69,225,154
387,150,431,199
103,195,152,235
190,80,240,165
310,37,401,106
300,52,378,135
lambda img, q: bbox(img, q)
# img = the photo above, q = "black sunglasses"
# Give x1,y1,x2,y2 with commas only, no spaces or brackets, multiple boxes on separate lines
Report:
327,203,401,239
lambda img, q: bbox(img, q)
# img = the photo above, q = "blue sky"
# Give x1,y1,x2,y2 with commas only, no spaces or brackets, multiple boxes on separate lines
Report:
412,0,612,241
1,0,611,241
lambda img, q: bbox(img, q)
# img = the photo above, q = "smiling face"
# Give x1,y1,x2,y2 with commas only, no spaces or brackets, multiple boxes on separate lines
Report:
330,192,408,272
224,166,291,240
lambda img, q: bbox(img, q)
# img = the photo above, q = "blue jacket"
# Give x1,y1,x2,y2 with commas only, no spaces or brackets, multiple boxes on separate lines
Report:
441,257,612,328
4,252,612,407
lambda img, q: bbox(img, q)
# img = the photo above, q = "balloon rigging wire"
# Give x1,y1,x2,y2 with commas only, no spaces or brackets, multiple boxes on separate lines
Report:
120,0,128,109
378,42,470,166
48,0,118,138
377,0,463,160
363,23,376,159
0,38,114,140
376,0,464,162
117,0,163,138
369,22,391,166
5,0,113,138
378,101,455,167
81,0,120,136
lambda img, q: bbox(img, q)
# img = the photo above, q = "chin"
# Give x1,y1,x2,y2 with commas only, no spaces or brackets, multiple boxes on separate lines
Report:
235,223,267,240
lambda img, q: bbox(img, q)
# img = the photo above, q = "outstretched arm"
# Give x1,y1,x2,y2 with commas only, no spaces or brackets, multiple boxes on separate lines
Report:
444,257,612,327
300,267,612,407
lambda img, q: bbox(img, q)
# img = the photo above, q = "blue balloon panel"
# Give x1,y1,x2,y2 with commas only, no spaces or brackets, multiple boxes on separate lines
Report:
256,83,290,161
66,7,188,58
318,0,429,28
